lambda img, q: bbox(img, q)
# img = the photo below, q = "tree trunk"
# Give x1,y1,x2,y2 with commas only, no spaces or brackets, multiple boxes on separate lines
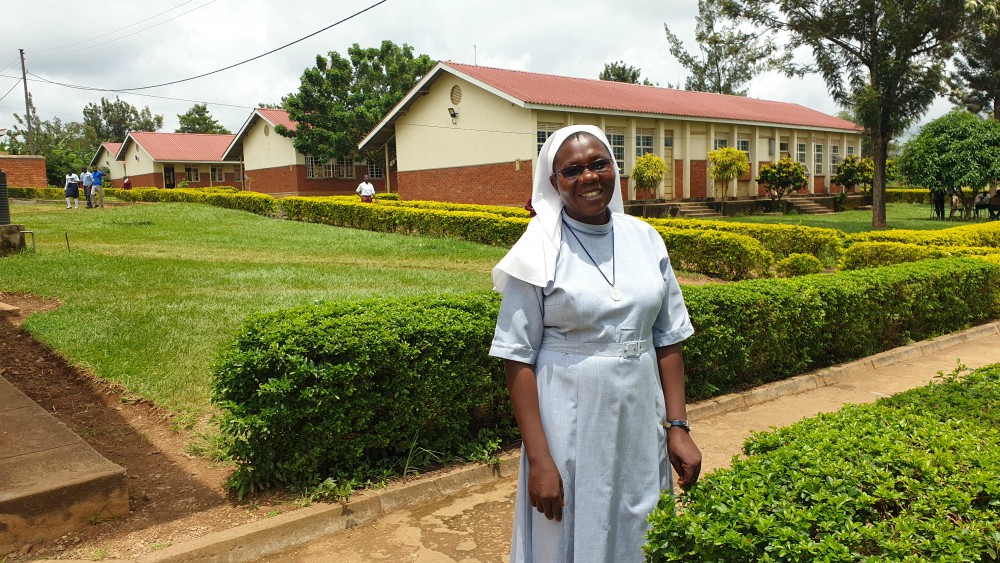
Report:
871,131,889,229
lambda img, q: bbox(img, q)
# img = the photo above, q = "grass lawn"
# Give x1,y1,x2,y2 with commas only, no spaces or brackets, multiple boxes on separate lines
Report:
2,201,507,425
719,202,973,233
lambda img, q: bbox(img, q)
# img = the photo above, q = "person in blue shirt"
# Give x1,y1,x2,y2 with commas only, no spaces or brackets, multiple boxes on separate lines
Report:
91,168,105,208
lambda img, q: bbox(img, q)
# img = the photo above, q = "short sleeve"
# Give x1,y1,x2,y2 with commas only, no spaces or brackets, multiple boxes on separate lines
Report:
489,276,545,364
652,240,694,348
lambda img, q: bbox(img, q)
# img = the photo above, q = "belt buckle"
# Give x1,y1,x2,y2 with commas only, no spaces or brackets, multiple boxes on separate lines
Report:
623,341,641,358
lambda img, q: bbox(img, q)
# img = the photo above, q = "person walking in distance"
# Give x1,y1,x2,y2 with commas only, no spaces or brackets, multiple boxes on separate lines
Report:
80,167,94,208
356,175,376,203
64,170,81,209
91,167,105,208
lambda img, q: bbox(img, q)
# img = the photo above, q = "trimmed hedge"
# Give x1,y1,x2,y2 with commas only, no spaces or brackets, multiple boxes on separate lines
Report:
653,226,774,280
213,258,1000,495
774,253,825,277
840,241,1000,270
885,187,933,204
846,221,1000,248
116,187,277,215
644,365,1000,561
212,293,511,498
7,186,64,199
645,217,844,267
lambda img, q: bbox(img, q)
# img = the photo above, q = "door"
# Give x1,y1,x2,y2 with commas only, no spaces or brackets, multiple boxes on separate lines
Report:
164,166,175,189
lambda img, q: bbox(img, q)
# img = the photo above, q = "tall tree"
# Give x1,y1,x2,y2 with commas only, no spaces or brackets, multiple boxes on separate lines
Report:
947,5,1000,120
83,96,163,142
7,95,96,185
664,0,796,95
176,103,231,134
279,40,435,163
720,0,967,228
599,61,653,85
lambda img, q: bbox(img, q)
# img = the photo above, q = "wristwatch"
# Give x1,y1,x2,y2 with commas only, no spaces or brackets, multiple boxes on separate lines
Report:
666,419,691,432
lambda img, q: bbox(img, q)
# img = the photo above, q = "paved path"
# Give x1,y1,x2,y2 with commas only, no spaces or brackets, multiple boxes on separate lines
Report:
254,323,1000,563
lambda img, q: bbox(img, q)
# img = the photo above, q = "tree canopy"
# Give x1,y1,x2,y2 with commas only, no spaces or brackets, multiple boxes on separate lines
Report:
176,103,231,134
665,0,795,95
896,110,1000,197
756,158,808,201
947,5,1000,120
279,40,435,163
720,0,968,228
82,96,163,142
599,61,653,85
6,95,95,186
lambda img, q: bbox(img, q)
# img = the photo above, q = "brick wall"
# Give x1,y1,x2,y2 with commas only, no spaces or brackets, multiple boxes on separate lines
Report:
398,161,533,205
130,173,161,188
246,164,398,197
0,155,47,188
690,161,707,199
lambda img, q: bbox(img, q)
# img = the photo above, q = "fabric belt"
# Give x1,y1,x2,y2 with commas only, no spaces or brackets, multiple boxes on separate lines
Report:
539,337,653,358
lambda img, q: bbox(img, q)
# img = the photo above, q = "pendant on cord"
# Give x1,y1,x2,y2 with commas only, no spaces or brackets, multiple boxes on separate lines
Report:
610,286,622,301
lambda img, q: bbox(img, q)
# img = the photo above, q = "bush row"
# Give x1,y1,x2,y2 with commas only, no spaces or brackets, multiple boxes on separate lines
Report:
116,187,277,216
645,365,1000,561
212,258,1000,495
645,217,844,267
653,226,774,280
840,241,1000,270
7,186,65,199
885,187,932,204
846,220,1000,248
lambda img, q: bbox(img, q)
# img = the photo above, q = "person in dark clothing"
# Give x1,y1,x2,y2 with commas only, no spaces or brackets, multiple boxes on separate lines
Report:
932,189,946,220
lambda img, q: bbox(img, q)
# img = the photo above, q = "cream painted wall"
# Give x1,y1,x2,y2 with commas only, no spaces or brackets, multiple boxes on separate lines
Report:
395,76,536,172
122,143,156,177
94,148,126,181
243,118,302,170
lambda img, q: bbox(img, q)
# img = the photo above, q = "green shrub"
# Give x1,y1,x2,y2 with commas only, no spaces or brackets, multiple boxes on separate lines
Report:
846,221,1000,248
774,253,824,277
8,186,64,199
115,187,277,215
212,292,512,498
644,365,1000,561
654,226,774,280
840,241,1000,270
214,259,1000,495
885,188,931,204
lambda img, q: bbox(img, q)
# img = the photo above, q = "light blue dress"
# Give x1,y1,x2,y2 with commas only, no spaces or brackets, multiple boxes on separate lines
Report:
490,212,694,563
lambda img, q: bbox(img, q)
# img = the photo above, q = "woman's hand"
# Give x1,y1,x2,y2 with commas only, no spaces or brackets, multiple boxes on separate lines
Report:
667,427,702,490
527,457,564,521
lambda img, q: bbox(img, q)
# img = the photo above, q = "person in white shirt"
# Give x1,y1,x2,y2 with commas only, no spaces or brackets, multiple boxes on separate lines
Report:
64,171,81,209
356,175,376,203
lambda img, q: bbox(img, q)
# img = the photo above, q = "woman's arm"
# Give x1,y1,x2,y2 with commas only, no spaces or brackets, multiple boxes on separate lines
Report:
656,343,702,489
505,359,564,521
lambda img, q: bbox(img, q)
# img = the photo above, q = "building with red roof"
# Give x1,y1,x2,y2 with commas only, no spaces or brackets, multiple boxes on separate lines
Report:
223,108,392,197
90,142,125,188
360,61,864,205
113,132,242,189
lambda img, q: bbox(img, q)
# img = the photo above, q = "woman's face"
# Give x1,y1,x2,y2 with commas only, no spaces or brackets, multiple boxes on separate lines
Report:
549,133,616,225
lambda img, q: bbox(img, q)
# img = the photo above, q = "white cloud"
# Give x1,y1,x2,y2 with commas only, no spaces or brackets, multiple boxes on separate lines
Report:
0,0,953,139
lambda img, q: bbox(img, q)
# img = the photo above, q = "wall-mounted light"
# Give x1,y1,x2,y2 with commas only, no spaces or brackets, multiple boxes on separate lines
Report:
135,155,139,161
447,107,459,119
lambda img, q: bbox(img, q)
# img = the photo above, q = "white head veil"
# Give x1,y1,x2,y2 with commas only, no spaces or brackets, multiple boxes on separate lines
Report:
492,124,624,293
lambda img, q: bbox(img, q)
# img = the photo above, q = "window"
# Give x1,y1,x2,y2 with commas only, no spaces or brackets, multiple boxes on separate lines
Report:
605,126,626,167
663,130,673,148
537,122,561,154
368,160,384,179
334,156,354,179
185,167,200,182
796,143,807,165
306,156,327,179
635,128,654,157
831,145,841,168
814,144,824,175
713,136,729,150
779,140,790,156
737,138,750,167
211,166,224,182
846,145,856,157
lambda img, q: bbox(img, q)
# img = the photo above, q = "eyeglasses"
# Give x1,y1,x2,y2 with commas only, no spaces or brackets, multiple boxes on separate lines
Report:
552,158,612,180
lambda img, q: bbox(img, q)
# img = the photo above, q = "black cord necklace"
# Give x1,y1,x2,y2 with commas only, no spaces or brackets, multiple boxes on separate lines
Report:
562,215,622,302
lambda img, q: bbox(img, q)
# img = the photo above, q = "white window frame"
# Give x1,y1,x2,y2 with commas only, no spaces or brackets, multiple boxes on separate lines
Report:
537,122,561,154
368,160,384,179
210,166,224,182
831,145,841,167
846,145,856,157
334,156,355,179
663,130,673,148
814,143,824,175
796,143,807,165
605,126,626,168
185,166,201,182
635,128,654,157
737,138,750,165
779,140,790,157
713,136,729,150
306,156,326,179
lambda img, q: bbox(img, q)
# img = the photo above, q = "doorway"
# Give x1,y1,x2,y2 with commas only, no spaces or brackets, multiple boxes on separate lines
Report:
164,166,175,189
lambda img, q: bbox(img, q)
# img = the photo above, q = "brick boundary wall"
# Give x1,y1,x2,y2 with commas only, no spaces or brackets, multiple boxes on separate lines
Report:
398,161,534,205
0,155,47,188
246,165,396,197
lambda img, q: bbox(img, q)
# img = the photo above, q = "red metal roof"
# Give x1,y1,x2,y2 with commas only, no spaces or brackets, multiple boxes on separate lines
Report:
256,108,296,131
101,142,122,156
127,132,237,162
444,62,861,131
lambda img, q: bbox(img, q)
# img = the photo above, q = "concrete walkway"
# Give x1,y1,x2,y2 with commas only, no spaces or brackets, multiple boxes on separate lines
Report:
36,322,1000,563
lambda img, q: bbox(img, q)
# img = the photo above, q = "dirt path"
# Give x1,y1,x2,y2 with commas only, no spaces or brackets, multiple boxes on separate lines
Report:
0,292,296,561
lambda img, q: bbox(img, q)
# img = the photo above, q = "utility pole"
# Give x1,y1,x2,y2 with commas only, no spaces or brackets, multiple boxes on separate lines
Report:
19,49,34,155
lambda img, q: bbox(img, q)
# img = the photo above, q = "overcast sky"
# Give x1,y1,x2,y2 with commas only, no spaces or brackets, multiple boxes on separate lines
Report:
0,0,953,140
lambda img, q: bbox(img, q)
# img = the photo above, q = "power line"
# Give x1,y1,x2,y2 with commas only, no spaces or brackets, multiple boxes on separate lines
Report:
0,77,22,103
40,0,199,53
26,0,389,93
